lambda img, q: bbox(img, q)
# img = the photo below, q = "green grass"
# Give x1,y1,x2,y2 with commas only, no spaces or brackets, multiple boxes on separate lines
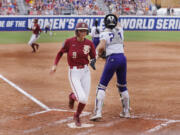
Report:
0,31,75,44
124,31,180,42
0,31,179,44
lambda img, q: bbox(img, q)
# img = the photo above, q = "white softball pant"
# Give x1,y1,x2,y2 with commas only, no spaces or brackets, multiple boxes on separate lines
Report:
68,65,91,104
28,34,39,46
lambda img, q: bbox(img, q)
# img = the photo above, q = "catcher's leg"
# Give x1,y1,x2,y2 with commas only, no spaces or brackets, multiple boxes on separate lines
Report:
90,84,106,121
90,57,115,121
117,83,130,118
116,55,130,118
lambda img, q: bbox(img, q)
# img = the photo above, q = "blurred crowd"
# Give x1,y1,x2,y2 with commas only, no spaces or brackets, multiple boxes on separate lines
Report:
106,0,157,16
25,0,156,15
25,0,103,15
0,0,177,16
0,0,19,15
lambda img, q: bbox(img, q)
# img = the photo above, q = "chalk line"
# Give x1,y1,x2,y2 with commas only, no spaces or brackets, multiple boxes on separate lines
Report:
24,111,91,134
28,109,91,117
146,119,180,134
0,74,50,110
1,74,179,134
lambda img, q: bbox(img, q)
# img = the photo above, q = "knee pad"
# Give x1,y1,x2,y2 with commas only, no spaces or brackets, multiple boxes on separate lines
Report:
28,42,32,46
116,83,127,92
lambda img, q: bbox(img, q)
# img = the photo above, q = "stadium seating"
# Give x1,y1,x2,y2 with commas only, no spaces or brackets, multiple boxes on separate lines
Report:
0,0,19,15
1,0,180,15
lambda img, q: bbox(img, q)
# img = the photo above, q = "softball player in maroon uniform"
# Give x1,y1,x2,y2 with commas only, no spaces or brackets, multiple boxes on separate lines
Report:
50,22,96,127
28,18,42,53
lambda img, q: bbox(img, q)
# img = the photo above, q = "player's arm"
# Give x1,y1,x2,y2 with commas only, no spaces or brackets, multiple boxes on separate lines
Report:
96,39,106,58
50,49,64,73
50,41,68,74
89,42,96,70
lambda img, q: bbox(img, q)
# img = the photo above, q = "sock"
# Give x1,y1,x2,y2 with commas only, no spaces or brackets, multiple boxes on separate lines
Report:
121,91,130,112
70,93,77,101
95,90,105,115
75,103,85,117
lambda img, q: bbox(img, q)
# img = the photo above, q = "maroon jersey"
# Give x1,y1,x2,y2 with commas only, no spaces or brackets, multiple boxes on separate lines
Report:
32,23,42,35
54,37,96,66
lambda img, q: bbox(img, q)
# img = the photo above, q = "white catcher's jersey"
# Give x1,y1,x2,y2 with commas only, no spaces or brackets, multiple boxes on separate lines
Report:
100,26,124,56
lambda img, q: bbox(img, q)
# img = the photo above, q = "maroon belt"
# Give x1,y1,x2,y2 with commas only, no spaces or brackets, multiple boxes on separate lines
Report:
70,65,86,69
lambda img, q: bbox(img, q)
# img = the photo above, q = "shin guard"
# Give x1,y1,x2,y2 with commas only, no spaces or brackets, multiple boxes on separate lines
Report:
117,83,130,113
94,84,106,116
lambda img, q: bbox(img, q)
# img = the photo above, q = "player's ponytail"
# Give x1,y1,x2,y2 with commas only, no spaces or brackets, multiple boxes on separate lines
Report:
95,28,100,34
94,20,100,34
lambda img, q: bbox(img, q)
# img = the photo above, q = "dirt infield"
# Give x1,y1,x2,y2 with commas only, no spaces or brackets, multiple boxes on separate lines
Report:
0,42,180,135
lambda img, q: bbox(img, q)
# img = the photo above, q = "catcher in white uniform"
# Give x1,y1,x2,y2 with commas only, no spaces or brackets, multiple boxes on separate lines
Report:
90,14,131,121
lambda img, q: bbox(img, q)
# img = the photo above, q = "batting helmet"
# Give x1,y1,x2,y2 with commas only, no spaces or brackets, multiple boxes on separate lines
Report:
104,14,118,29
75,22,89,35
34,18,38,23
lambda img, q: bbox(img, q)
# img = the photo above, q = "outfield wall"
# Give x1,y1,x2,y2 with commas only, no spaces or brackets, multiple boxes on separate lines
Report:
0,16,180,31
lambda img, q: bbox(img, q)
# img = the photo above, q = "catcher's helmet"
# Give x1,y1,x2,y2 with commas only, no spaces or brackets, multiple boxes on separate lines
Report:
104,14,118,29
75,22,89,35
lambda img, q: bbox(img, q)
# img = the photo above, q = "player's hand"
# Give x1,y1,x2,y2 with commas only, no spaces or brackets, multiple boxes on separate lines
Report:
90,58,96,70
99,51,106,59
50,65,57,74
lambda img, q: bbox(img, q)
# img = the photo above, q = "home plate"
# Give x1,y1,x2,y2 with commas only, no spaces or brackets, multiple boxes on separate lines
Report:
67,122,94,128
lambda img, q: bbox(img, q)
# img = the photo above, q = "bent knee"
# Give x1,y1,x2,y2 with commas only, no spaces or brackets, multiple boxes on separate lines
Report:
28,42,32,46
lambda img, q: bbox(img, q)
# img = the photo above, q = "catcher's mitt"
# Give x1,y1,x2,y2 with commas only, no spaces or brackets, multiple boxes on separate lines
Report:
99,51,106,59
90,58,96,70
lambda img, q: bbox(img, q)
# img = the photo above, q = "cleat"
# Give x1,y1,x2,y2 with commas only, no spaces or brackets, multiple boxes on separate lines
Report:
69,93,75,109
74,113,81,127
120,111,130,118
90,114,102,121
